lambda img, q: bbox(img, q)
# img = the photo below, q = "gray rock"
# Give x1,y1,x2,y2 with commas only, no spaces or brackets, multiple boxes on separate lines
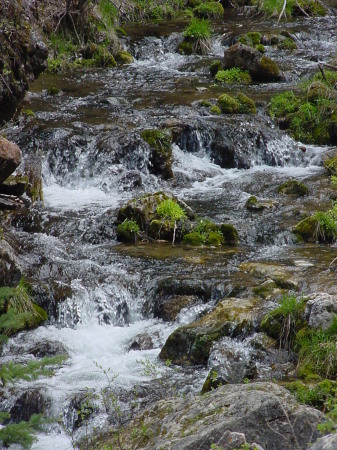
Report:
117,382,323,450
305,293,337,330
310,433,337,450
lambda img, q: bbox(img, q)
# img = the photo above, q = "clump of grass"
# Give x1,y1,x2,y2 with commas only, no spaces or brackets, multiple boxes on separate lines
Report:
117,219,140,243
193,1,224,18
261,294,306,351
296,316,337,379
182,219,224,247
157,199,187,244
182,18,211,54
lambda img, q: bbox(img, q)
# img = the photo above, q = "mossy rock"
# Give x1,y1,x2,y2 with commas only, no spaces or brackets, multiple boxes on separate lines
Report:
0,175,29,196
149,219,175,241
193,1,224,18
219,224,239,244
278,38,297,50
217,94,239,114
182,231,205,246
210,105,221,115
253,279,285,299
307,81,334,103
258,56,280,81
115,50,133,65
209,60,221,77
0,304,47,337
159,297,259,366
238,32,262,47
178,40,193,55
278,180,308,196
141,129,173,179
246,196,265,211
324,155,337,175
236,93,257,114
205,231,224,246
256,44,265,53
240,262,299,290
293,215,336,243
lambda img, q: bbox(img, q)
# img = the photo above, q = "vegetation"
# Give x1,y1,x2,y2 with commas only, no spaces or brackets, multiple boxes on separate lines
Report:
141,129,173,179
117,219,140,243
0,355,67,386
217,93,256,114
278,180,308,196
215,68,252,85
181,18,211,54
193,1,224,18
0,414,46,449
157,199,187,243
268,70,337,145
182,219,224,246
250,0,326,18
261,294,306,351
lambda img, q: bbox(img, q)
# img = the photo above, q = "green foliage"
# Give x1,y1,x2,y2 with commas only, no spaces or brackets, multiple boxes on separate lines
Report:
250,0,325,17
313,70,337,87
184,18,211,39
296,316,337,379
141,129,171,153
256,43,265,53
117,219,140,243
156,199,187,222
287,379,337,411
210,105,221,115
0,355,67,386
278,37,297,50
98,0,118,30
115,50,133,64
0,414,45,449
215,68,252,85
261,294,306,351
314,210,337,242
193,1,224,18
182,219,224,247
217,93,256,114
268,91,299,118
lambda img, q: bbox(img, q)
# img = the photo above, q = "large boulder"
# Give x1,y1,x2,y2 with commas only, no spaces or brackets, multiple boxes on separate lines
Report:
0,137,22,183
159,297,260,366
223,43,283,82
108,382,323,450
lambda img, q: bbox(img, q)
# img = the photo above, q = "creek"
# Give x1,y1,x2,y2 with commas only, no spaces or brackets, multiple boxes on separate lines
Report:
1,10,337,449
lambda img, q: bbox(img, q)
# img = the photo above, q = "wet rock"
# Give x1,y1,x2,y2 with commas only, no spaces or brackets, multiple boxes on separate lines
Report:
246,195,275,211
0,240,21,286
27,340,68,358
0,137,22,183
0,194,26,211
114,382,323,450
159,297,260,366
305,293,337,330
278,179,308,196
239,262,299,290
223,43,284,82
10,388,49,422
141,129,173,179
0,175,29,196
128,332,157,351
155,295,200,321
311,433,337,450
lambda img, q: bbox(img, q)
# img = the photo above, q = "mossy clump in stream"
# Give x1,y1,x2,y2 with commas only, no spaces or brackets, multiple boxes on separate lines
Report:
293,204,337,243
179,18,212,55
193,1,224,18
209,59,221,77
215,68,252,85
182,219,238,246
268,70,337,145
278,180,308,196
217,93,256,114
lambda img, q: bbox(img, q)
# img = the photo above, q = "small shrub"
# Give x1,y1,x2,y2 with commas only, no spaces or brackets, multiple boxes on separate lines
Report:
215,68,251,84
184,18,211,39
0,414,45,449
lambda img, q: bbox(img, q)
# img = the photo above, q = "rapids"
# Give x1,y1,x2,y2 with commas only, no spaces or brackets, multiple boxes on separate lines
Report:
1,10,337,448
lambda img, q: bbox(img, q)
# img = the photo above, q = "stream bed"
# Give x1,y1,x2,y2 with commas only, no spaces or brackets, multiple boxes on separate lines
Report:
2,9,337,449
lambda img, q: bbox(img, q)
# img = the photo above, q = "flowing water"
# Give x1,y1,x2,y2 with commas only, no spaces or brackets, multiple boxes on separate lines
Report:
2,10,337,448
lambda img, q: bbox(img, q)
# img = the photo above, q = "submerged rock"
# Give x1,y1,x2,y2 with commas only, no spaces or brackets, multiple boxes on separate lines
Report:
108,382,323,450
278,179,308,196
223,43,283,82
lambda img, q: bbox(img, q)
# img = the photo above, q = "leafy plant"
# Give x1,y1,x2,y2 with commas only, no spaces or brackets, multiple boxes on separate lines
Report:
117,219,140,243
0,414,45,449
156,199,187,244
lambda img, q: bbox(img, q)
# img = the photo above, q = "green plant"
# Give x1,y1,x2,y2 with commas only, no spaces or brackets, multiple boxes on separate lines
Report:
184,18,211,39
296,316,337,379
215,68,251,85
156,199,187,244
0,414,46,449
238,32,262,47
0,355,67,386
193,1,224,18
268,91,299,118
98,0,118,30
261,294,306,351
314,210,337,242
117,219,140,243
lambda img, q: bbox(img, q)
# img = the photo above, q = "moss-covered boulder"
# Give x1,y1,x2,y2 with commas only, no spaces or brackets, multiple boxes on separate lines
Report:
159,297,259,366
116,192,194,242
293,214,336,243
220,224,239,244
114,50,133,64
246,195,275,211
217,93,256,114
217,93,239,114
240,262,299,290
140,129,173,179
209,59,221,77
278,180,308,196
223,43,283,82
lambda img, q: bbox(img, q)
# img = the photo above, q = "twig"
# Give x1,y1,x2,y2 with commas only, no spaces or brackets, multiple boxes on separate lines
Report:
277,0,287,24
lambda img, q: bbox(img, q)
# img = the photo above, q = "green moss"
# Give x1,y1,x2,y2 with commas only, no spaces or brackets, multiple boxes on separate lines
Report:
215,68,251,85
182,231,205,246
278,37,297,50
210,105,221,115
259,56,280,78
324,155,337,175
115,50,133,64
217,94,239,114
286,379,337,410
236,93,257,114
209,60,221,77
219,224,239,244
268,91,299,118
205,231,224,246
141,129,173,179
293,209,337,243
256,43,265,53
238,32,262,47
47,87,60,96
199,100,212,107
278,180,308,196
193,1,224,18
184,18,211,39
178,41,193,55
